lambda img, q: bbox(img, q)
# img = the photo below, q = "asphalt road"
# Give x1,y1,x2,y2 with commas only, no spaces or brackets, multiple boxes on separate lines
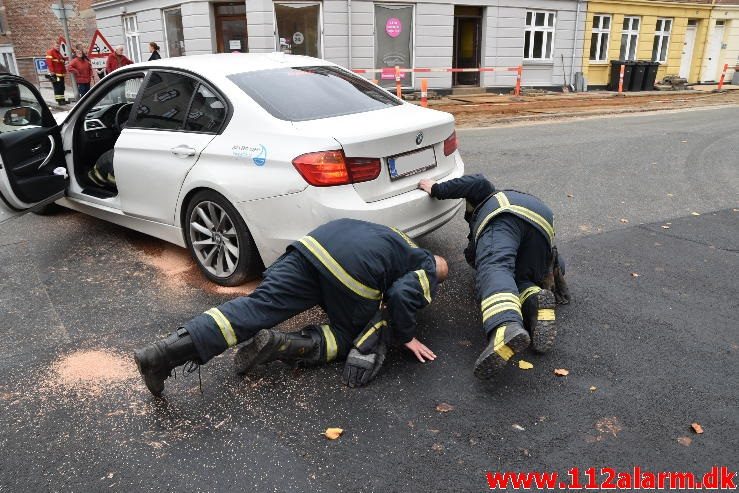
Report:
1,106,737,492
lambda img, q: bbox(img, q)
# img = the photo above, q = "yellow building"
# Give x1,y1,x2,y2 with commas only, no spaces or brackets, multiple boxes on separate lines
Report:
582,0,713,86
704,4,739,83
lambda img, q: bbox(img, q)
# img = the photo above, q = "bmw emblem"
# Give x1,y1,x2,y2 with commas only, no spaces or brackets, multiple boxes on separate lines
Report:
415,132,424,146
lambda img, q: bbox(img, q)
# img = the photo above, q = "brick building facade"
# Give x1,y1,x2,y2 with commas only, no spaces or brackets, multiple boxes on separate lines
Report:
5,0,97,86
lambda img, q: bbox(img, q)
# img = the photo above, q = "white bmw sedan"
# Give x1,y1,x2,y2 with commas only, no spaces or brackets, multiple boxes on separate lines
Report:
0,54,463,285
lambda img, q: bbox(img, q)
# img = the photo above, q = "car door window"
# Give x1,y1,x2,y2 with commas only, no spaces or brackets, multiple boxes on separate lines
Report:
133,71,197,130
0,83,46,134
184,84,226,133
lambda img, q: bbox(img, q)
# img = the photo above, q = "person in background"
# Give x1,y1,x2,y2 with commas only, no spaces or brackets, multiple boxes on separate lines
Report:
105,46,133,76
68,44,93,98
45,41,67,105
148,42,161,61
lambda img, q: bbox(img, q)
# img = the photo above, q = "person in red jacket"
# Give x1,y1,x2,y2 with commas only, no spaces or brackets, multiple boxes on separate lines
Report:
105,46,133,75
45,41,67,105
68,44,93,97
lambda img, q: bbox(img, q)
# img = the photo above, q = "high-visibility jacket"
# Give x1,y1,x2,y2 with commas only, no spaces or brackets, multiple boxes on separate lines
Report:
431,174,555,264
45,48,66,76
290,218,438,343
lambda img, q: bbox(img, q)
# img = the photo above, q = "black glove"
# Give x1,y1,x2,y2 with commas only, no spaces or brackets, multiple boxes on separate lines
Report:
342,342,386,388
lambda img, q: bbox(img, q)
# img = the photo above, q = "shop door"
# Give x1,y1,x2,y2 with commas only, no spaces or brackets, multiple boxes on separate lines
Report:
679,23,697,79
274,3,322,57
453,7,482,86
215,3,248,53
704,22,725,81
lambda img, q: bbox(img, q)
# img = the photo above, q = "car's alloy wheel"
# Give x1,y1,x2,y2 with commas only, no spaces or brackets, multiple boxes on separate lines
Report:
185,190,260,286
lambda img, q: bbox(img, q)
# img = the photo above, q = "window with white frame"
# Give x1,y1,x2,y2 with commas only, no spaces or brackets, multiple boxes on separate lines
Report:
123,14,142,63
524,11,556,61
589,14,611,61
619,16,640,61
0,46,18,74
652,18,672,63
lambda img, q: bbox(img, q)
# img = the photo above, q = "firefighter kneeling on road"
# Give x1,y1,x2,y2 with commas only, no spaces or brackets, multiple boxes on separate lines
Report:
419,174,569,379
134,219,448,396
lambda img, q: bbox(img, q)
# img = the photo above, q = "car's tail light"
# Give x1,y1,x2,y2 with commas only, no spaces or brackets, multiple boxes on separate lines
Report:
292,150,381,187
443,131,458,156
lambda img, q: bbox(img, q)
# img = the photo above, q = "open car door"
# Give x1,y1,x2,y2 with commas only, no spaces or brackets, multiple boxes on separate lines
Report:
0,75,66,224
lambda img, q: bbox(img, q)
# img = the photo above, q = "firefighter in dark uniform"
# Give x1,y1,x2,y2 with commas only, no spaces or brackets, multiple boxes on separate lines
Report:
45,42,67,106
419,174,569,379
134,219,448,396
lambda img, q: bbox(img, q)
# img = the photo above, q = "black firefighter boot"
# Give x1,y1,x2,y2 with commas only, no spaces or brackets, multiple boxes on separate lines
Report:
133,327,201,397
473,322,530,380
233,328,323,375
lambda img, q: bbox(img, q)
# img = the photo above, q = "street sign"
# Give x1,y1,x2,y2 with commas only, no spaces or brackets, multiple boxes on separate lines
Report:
50,4,75,20
34,58,49,74
58,35,70,60
88,29,114,72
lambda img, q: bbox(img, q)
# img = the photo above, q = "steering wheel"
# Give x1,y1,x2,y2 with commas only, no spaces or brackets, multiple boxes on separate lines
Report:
113,103,133,132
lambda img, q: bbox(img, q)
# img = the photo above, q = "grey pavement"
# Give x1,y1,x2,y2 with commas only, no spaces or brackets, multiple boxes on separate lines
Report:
1,106,737,491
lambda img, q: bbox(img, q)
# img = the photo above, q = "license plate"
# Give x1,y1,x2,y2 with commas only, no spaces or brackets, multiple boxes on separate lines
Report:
387,147,437,181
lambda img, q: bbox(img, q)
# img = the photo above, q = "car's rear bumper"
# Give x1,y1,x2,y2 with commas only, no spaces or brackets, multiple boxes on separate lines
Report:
241,154,464,266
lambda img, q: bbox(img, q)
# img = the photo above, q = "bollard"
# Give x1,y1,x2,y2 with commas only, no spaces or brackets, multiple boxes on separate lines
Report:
618,64,625,93
395,65,402,99
717,63,729,91
420,78,428,107
514,65,522,96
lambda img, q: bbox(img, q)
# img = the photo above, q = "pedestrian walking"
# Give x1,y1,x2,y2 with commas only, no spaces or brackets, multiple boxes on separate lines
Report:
68,44,93,98
419,174,570,379
134,219,448,396
45,41,67,105
148,42,161,61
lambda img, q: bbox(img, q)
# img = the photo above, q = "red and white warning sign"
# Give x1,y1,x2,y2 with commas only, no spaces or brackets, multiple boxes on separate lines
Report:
58,35,71,60
88,29,114,71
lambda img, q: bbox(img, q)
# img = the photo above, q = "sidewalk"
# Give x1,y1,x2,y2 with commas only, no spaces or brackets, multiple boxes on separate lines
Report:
421,84,739,127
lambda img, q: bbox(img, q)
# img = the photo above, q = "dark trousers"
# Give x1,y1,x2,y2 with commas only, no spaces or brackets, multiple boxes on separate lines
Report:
475,214,551,336
51,76,65,103
185,251,379,364
77,83,90,97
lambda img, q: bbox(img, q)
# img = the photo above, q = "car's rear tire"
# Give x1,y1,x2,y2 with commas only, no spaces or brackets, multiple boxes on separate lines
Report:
184,190,261,286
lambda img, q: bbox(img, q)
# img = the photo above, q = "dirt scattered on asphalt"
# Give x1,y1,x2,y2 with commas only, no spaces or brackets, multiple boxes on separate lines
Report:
131,236,258,296
586,416,623,443
42,349,138,396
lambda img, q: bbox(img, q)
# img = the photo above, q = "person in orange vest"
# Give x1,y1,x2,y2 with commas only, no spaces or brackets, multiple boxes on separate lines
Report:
105,46,133,75
68,44,93,97
45,41,67,106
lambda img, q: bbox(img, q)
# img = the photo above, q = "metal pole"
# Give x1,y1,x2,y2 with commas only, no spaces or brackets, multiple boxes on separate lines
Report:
58,0,80,100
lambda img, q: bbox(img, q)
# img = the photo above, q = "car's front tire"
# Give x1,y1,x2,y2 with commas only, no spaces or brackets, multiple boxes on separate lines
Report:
184,190,261,286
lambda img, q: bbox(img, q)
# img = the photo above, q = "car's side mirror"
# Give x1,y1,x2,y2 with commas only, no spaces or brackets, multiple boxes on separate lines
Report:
3,106,42,126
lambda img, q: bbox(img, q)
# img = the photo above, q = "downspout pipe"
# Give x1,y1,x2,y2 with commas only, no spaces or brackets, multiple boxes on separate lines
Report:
570,0,583,91
347,0,352,69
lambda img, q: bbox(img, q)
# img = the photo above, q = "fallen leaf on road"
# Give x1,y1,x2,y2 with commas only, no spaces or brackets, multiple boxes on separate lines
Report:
518,360,534,370
554,368,570,376
691,212,700,216
677,437,692,447
457,340,472,348
630,272,640,277
436,402,455,413
324,428,344,440
595,417,622,437
691,423,704,434
567,193,574,198
620,218,629,224
661,225,671,229
667,193,674,197
431,443,444,453
512,424,526,431
589,386,597,392
681,140,688,143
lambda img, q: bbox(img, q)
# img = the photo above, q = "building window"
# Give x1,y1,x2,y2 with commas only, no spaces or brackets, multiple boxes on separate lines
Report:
589,14,611,62
652,18,672,63
163,7,186,57
524,11,556,61
274,3,322,58
123,14,142,63
0,46,18,74
619,16,640,61
374,4,414,88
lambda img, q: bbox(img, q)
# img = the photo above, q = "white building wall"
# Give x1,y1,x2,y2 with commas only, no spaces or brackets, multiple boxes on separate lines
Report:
415,2,454,89
181,2,215,54
350,1,375,71
324,0,350,66
246,0,276,52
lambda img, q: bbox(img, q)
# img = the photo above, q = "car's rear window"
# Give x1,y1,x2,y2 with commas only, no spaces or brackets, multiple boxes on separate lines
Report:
227,66,401,122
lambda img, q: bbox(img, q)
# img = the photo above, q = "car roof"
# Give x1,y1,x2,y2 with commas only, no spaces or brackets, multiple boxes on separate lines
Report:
126,53,336,79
